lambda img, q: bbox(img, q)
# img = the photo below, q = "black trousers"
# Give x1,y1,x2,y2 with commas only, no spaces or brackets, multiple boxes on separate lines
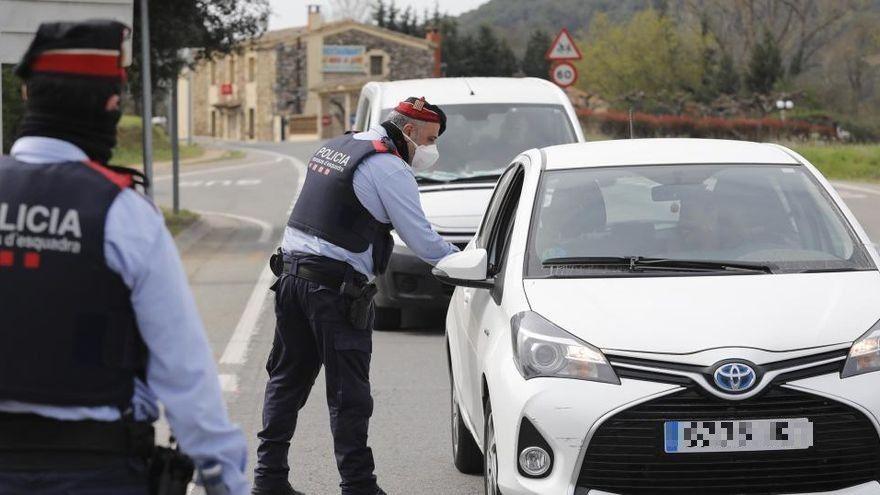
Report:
255,264,376,495
0,457,148,494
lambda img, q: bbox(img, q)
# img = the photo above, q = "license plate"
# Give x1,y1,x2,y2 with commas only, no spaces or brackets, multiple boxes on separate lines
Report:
664,418,813,453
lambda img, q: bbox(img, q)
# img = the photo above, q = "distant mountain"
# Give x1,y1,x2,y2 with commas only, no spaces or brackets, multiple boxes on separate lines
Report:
456,0,652,54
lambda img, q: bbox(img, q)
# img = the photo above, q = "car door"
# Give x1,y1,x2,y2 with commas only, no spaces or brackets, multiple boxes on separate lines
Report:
462,164,525,422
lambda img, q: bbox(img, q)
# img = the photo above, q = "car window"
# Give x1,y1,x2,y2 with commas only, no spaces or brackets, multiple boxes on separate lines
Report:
478,166,518,248
354,96,371,131
526,164,874,277
487,168,524,276
382,104,576,183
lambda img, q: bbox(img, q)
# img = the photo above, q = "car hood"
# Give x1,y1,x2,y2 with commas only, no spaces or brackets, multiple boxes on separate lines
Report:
523,271,880,353
419,185,494,231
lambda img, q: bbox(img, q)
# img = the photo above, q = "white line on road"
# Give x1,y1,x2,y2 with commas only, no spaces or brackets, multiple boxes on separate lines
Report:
833,182,880,196
195,210,274,244
154,157,282,181
219,264,275,365
219,373,239,393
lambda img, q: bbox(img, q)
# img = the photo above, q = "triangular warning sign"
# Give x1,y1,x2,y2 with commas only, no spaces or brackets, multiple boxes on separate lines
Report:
545,28,582,61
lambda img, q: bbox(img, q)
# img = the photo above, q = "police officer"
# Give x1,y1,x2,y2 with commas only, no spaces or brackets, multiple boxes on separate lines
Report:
254,97,458,495
0,20,249,494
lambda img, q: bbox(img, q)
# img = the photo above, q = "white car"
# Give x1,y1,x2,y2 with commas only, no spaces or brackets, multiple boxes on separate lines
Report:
353,77,584,328
436,139,880,495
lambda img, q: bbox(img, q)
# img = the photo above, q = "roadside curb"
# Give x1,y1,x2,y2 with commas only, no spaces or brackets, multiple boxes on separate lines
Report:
172,215,213,254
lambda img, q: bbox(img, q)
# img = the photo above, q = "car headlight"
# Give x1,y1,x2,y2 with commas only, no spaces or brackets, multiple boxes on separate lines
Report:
511,311,619,384
842,321,880,378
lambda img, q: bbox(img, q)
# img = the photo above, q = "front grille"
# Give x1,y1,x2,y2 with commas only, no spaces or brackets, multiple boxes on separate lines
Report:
578,387,880,494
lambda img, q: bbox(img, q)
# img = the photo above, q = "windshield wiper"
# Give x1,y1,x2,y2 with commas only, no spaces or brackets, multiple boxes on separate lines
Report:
414,176,449,184
542,256,774,274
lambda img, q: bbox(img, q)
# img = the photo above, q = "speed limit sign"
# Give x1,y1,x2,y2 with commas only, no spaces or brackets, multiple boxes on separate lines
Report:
551,62,578,88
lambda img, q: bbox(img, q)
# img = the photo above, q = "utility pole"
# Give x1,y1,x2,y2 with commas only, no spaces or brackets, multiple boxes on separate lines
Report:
170,74,180,214
139,0,154,198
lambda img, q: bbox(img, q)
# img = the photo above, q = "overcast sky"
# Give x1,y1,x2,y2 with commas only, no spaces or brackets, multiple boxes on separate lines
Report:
268,0,489,30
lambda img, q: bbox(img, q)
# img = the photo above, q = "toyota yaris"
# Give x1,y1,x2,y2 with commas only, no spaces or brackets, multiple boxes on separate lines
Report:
435,139,880,495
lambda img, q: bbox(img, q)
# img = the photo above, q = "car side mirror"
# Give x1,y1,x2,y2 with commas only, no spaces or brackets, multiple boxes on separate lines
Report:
432,248,494,289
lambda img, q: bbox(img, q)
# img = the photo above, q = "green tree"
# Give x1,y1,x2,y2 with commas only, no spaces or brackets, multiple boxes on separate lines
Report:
130,0,269,107
746,31,784,94
2,65,26,153
521,30,551,79
576,10,703,100
373,0,388,28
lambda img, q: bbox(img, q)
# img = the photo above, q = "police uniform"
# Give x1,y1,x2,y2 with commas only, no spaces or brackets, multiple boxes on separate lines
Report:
0,21,248,494
254,99,458,495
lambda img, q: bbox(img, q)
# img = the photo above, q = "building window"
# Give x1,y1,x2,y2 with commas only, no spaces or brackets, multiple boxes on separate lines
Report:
210,62,216,85
248,57,256,82
370,55,384,76
211,111,217,137
248,108,255,139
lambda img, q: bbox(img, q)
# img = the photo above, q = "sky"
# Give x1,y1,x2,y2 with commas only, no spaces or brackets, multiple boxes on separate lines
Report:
268,0,489,30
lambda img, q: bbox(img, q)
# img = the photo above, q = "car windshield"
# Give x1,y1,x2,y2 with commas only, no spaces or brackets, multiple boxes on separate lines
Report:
526,164,875,277
382,104,576,183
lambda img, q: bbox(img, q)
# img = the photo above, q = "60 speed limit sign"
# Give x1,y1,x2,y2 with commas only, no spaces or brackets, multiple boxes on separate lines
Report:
551,62,578,88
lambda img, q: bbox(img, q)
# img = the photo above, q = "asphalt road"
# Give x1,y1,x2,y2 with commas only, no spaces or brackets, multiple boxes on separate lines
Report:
152,140,880,495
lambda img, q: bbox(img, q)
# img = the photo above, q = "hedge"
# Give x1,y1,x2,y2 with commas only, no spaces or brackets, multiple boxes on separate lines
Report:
577,108,837,141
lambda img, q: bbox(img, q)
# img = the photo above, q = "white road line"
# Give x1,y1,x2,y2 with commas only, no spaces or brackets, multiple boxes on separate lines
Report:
196,210,273,244
214,147,308,372
218,373,239,393
220,264,275,365
154,157,281,181
832,182,880,196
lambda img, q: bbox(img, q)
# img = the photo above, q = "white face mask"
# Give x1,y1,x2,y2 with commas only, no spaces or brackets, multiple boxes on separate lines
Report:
402,129,440,172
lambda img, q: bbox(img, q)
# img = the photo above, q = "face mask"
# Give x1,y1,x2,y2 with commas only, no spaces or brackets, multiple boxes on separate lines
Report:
403,129,440,172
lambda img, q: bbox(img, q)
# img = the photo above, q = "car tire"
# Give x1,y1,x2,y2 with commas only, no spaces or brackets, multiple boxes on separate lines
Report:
373,306,401,330
450,374,483,474
484,399,502,495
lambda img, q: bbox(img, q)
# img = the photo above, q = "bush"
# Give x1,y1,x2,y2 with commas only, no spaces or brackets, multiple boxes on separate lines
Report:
579,108,836,141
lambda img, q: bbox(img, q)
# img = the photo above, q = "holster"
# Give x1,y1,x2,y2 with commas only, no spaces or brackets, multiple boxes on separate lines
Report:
148,439,194,495
347,283,378,331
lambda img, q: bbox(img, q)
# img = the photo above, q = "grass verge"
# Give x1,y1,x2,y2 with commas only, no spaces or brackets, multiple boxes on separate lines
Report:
113,115,204,166
792,144,880,182
162,208,199,237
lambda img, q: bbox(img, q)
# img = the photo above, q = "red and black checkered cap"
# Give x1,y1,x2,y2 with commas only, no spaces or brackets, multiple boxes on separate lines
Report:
395,96,446,135
15,19,131,82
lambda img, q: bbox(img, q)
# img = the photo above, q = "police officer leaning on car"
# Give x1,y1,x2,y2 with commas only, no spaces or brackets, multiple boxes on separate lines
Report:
254,97,459,495
0,20,249,494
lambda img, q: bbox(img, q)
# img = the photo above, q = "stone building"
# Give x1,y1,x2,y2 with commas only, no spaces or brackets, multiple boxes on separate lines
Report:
178,5,439,142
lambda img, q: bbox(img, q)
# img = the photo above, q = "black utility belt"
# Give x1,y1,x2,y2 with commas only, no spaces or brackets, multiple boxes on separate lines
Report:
269,249,378,330
0,412,155,457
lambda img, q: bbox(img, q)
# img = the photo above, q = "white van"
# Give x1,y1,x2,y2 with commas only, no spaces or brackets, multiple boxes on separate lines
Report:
353,77,584,328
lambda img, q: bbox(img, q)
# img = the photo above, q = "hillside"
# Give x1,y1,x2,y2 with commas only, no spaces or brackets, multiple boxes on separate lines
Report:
457,0,651,53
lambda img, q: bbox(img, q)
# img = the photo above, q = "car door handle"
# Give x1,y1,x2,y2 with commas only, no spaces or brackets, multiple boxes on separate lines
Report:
483,328,490,336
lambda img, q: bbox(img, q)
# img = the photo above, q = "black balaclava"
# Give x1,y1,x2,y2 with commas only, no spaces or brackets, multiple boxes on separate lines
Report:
18,76,122,165
14,20,129,165
380,121,412,164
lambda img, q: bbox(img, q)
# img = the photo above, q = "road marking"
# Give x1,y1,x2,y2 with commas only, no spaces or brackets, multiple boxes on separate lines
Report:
838,192,868,199
196,210,274,244
833,182,880,196
219,373,239,393
154,157,282,181
179,178,262,188
220,264,275,365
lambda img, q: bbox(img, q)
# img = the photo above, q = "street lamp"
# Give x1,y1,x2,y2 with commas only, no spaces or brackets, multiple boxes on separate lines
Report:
776,99,794,122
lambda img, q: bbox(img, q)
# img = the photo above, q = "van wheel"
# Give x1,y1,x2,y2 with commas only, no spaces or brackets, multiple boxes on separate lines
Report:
484,399,502,494
451,374,483,474
373,306,401,329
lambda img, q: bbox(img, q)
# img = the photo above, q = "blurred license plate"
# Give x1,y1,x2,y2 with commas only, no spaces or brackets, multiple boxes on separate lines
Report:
664,418,813,453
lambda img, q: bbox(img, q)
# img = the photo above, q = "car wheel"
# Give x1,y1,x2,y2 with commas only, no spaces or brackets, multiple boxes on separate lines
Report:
373,306,401,329
484,400,502,495
450,374,483,474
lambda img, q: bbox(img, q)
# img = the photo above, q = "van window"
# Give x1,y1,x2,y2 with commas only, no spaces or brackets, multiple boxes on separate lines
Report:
354,96,371,132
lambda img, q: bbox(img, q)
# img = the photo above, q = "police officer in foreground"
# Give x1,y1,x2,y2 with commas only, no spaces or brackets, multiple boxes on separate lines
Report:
0,20,249,494
254,97,459,495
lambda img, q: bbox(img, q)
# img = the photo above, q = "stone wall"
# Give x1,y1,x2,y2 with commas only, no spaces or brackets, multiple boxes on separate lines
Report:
275,39,308,116
323,29,433,81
